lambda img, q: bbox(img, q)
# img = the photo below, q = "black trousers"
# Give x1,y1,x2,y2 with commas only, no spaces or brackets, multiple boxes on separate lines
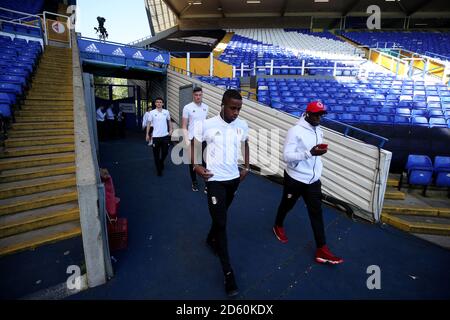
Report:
152,135,170,174
189,139,207,183
206,178,240,275
275,171,326,248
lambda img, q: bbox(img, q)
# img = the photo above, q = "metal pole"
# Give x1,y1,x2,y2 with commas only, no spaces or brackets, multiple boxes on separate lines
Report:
43,11,48,45
187,52,190,77
209,53,213,77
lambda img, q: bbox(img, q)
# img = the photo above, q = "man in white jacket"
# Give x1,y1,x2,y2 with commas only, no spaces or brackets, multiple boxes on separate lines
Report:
273,101,343,265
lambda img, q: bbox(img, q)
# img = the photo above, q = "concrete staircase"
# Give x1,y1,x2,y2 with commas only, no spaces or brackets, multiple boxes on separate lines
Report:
0,46,81,257
382,174,450,246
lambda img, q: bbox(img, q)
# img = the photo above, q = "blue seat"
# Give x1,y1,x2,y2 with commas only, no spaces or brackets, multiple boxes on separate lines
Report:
429,117,447,128
358,114,374,123
401,154,434,195
394,116,410,125
412,116,428,126
434,156,450,189
0,103,12,117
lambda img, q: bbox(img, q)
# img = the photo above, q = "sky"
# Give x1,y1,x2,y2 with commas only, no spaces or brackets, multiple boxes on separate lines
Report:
75,0,151,44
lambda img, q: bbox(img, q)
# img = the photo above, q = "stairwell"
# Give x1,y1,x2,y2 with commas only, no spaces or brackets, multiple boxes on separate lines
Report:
381,174,450,248
0,46,81,257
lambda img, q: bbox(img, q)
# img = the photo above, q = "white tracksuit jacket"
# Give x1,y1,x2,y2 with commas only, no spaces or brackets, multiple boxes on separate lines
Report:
284,116,324,184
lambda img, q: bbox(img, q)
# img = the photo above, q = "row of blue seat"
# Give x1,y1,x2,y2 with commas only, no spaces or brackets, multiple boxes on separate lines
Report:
401,155,450,196
343,31,450,61
0,22,42,37
0,36,42,119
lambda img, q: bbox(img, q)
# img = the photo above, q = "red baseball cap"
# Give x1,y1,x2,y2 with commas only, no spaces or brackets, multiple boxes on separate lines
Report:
306,101,327,114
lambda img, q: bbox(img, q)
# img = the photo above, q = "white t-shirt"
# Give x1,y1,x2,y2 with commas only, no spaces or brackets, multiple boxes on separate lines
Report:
202,115,249,182
96,108,105,121
182,102,209,140
106,107,115,120
149,109,170,138
142,111,151,130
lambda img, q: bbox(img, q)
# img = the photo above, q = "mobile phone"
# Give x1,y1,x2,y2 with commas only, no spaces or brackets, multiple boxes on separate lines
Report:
317,143,328,149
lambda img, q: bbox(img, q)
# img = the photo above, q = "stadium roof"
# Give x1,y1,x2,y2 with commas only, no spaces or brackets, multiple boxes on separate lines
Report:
163,0,450,19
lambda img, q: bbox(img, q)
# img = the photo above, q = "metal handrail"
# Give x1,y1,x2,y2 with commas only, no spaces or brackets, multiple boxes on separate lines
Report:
322,118,389,148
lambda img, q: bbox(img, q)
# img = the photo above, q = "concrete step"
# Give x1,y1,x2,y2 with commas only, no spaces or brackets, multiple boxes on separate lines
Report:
36,65,72,70
0,202,79,238
14,115,73,122
0,163,76,183
387,178,399,187
25,95,73,102
0,152,75,171
12,121,74,130
0,187,78,216
35,70,72,76
382,206,450,218
5,135,74,148
31,81,73,87
0,174,76,199
23,100,73,106
0,220,81,257
28,87,73,94
16,110,73,117
382,213,450,236
7,129,74,138
0,144,75,158
384,189,406,200
20,105,73,111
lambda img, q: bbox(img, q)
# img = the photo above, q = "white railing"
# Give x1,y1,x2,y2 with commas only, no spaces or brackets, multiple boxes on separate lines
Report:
43,11,71,47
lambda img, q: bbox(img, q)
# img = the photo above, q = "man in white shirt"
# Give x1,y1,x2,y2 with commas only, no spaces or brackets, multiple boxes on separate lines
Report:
191,89,249,297
105,104,116,140
272,101,343,265
96,105,106,141
142,106,152,145
146,97,173,176
182,87,209,192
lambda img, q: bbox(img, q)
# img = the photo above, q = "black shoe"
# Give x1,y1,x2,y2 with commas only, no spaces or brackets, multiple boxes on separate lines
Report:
192,181,199,192
224,271,239,297
206,237,218,256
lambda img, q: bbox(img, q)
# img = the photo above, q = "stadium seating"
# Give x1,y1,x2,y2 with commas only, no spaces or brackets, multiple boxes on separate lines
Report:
0,35,42,129
342,31,450,61
219,31,364,76
434,156,450,190
256,73,450,127
196,76,240,90
399,154,434,195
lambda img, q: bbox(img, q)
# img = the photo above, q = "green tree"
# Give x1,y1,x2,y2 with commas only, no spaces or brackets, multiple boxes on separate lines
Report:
94,77,129,100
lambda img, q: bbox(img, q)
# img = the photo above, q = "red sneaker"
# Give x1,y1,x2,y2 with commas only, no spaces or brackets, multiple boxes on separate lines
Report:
273,225,288,243
315,245,344,265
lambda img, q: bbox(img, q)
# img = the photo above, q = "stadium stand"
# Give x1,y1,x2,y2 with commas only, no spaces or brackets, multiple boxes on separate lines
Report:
342,31,450,61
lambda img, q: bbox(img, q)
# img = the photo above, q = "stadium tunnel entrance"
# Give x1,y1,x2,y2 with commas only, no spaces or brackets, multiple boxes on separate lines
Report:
78,36,170,142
